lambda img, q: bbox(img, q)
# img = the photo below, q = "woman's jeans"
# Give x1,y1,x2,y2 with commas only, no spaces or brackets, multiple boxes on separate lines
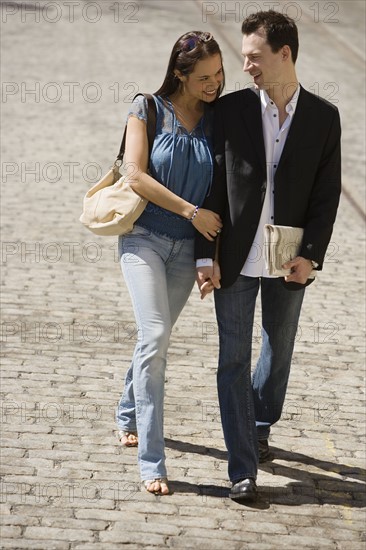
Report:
116,226,196,481
214,275,305,482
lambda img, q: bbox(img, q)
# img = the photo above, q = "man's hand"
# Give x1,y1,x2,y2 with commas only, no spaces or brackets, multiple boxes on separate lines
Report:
196,261,221,299
282,256,314,284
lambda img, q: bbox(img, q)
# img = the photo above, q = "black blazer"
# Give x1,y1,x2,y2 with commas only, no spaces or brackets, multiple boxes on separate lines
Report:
195,86,342,288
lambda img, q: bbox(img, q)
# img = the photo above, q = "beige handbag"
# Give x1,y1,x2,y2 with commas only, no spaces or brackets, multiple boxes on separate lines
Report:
263,224,317,278
79,94,157,236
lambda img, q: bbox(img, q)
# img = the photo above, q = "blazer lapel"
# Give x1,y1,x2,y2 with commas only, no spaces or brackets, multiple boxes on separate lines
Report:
240,89,266,172
277,86,311,168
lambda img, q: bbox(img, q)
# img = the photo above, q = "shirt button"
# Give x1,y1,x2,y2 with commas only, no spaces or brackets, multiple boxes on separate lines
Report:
276,139,279,142
271,216,274,219
273,114,277,117
274,165,277,168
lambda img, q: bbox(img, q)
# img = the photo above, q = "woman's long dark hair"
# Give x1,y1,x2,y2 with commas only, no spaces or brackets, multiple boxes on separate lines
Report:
155,31,225,99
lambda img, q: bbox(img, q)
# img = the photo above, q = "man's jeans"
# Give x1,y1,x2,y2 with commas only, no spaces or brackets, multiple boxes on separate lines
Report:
116,225,196,481
214,275,305,482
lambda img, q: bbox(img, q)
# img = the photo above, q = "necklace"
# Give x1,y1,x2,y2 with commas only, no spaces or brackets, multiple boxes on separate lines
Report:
167,97,204,134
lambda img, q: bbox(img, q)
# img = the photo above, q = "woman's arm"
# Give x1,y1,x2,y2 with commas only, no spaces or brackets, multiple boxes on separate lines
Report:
124,116,222,241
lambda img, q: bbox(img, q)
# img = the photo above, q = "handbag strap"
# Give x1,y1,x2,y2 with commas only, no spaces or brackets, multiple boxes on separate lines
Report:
116,93,157,163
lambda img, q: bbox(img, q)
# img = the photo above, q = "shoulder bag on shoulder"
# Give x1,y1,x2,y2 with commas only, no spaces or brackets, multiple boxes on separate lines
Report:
79,93,157,236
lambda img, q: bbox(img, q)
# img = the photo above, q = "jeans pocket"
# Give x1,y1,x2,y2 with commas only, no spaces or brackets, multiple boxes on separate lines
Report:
129,225,152,237
119,225,152,257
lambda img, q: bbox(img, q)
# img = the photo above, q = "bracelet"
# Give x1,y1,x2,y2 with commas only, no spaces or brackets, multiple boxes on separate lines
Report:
189,205,199,222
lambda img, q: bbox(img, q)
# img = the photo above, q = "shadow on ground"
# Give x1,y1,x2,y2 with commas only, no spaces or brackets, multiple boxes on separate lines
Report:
165,438,366,508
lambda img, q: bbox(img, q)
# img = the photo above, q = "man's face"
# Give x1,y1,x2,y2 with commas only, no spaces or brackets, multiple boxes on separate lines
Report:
242,30,285,91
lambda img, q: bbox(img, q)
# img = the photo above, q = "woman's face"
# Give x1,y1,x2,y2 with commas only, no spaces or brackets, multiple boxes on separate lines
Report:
181,53,224,103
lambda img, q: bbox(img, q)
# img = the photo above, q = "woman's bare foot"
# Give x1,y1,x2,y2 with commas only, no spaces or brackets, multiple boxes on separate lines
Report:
118,431,138,447
143,478,169,495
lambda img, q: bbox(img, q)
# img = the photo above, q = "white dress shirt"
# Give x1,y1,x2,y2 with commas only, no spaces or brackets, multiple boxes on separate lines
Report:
242,86,300,277
196,85,300,277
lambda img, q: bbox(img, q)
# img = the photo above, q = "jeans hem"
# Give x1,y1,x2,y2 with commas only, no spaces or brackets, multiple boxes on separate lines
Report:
141,472,168,481
116,422,137,432
231,474,257,483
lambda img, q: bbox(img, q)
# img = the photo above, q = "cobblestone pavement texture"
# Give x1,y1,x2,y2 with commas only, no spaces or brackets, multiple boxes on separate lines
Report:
1,0,365,549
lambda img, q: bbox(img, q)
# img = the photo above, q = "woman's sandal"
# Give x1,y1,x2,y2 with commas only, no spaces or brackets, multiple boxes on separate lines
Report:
118,430,138,447
143,478,169,495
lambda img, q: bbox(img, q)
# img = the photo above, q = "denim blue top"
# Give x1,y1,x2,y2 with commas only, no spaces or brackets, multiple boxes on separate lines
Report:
127,94,214,240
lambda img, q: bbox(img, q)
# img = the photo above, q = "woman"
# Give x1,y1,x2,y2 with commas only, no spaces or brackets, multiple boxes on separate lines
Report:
116,31,224,495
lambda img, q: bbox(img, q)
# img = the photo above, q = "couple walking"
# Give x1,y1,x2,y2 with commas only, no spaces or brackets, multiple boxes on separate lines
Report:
115,11,341,501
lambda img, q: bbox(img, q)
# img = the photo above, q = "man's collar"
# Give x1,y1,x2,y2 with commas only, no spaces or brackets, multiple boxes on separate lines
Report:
260,84,300,116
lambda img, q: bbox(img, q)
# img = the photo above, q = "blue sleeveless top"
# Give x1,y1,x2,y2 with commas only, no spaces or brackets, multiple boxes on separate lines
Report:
127,95,214,240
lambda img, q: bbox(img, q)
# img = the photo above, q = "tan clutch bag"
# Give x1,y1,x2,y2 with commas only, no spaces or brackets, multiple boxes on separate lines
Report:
263,224,317,278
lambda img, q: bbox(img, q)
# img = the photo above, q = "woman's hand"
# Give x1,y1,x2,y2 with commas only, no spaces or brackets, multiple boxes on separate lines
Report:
192,208,222,241
196,261,221,299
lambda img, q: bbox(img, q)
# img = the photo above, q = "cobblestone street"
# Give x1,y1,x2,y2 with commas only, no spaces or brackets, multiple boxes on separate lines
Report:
1,1,365,548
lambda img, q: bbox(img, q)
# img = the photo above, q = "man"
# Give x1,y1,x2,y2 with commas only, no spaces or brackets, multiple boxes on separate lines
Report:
195,11,341,502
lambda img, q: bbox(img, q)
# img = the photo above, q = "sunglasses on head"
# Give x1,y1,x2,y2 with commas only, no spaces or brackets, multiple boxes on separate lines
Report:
180,32,214,53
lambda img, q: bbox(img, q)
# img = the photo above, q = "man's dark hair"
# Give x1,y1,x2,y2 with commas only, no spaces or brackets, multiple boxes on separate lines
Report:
242,10,299,63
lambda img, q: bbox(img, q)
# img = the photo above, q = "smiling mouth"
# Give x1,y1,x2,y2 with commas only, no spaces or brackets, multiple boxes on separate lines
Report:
204,89,218,96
